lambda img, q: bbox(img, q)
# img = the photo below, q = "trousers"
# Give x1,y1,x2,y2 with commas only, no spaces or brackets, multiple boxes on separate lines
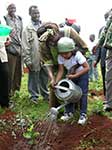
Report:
65,73,89,115
0,61,9,107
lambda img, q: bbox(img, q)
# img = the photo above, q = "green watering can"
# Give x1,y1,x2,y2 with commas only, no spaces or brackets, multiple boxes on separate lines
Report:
0,24,12,43
0,24,12,36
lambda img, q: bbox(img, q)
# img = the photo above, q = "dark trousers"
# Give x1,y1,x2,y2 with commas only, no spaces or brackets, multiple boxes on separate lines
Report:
100,47,107,96
28,66,49,100
0,61,9,107
101,65,106,96
8,53,22,96
65,73,89,115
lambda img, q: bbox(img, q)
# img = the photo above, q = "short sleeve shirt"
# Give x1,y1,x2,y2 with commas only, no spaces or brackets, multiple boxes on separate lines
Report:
58,51,86,72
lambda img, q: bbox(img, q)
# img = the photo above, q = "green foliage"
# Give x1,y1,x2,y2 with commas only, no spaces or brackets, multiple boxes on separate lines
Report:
23,123,40,145
88,99,104,116
89,78,103,91
77,138,100,149
11,74,49,122
104,110,112,119
89,65,103,91
0,107,5,114
88,71,105,116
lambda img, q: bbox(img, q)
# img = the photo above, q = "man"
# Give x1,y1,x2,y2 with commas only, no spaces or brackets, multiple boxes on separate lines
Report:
37,22,88,108
94,12,109,96
4,3,23,96
97,9,112,111
88,34,98,81
22,6,49,104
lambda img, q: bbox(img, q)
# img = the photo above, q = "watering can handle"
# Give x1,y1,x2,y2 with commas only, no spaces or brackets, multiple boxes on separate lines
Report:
55,85,72,91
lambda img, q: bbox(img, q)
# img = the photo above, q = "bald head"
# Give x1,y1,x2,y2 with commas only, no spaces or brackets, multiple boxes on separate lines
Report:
7,3,16,17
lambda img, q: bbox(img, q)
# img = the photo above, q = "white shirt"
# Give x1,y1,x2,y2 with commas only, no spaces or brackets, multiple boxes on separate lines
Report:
0,42,8,62
88,40,96,54
0,20,8,63
58,51,86,73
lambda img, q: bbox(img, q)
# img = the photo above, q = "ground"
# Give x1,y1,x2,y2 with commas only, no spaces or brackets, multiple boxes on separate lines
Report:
0,90,112,150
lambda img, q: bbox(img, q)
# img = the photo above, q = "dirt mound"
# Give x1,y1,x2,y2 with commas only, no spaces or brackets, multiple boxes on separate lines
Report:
34,115,112,150
0,109,112,150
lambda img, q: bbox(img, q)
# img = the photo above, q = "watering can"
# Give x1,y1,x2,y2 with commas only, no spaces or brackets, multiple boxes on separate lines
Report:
54,78,82,104
49,78,82,121
0,24,12,43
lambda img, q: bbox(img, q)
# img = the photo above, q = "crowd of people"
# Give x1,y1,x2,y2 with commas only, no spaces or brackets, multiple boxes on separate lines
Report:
0,2,112,125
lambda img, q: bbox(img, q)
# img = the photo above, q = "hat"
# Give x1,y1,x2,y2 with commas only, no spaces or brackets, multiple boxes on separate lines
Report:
58,37,75,53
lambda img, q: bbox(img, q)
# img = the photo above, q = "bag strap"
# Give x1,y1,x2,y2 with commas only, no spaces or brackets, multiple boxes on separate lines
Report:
64,26,71,37
4,16,8,25
4,15,22,25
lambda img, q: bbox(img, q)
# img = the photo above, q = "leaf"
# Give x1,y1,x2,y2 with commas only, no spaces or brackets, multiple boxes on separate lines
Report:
27,124,34,132
33,132,40,138
23,132,32,139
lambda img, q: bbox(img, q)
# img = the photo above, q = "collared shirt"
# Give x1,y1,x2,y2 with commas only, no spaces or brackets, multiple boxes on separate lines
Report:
32,20,41,31
22,21,41,71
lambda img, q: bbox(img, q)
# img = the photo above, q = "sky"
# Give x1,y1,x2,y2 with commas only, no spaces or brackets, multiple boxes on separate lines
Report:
0,0,112,42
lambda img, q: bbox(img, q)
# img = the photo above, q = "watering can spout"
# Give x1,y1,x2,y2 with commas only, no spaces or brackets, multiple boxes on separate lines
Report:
55,85,73,92
49,104,67,121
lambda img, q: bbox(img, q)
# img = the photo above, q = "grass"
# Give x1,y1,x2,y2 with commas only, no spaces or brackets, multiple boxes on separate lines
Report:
10,74,49,122
0,71,111,148
0,70,109,122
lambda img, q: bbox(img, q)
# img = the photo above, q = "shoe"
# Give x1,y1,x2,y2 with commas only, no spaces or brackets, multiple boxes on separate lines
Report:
103,104,112,112
9,101,14,109
78,113,87,125
30,99,38,104
60,112,73,121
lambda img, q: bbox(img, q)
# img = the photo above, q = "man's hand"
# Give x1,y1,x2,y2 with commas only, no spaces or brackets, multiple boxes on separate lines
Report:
27,64,33,71
5,37,11,46
93,61,97,68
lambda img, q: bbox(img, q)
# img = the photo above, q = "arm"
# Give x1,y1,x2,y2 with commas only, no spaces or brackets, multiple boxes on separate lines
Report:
55,64,64,84
93,47,101,67
70,27,88,49
67,61,89,79
46,65,54,80
46,65,56,87
98,18,112,47
22,28,32,70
